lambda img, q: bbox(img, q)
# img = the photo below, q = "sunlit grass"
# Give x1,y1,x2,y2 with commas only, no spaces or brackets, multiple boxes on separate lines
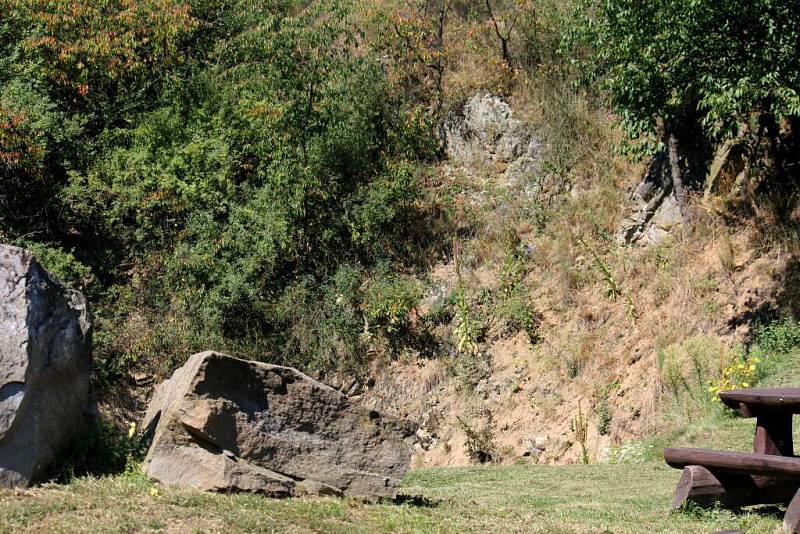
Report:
0,462,783,533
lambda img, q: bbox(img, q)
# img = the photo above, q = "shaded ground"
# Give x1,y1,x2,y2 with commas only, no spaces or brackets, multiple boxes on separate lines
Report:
0,463,782,533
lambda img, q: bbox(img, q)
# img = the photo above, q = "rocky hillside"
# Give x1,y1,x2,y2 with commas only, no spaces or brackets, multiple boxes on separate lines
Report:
360,92,800,467
1,0,798,476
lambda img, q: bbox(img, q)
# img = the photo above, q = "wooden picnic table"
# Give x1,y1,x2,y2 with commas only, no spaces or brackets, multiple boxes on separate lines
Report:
664,388,800,533
719,388,800,457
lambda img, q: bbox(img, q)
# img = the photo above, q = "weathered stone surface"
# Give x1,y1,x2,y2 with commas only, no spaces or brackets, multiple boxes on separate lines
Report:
617,150,685,246
441,93,542,188
142,351,417,499
0,245,93,488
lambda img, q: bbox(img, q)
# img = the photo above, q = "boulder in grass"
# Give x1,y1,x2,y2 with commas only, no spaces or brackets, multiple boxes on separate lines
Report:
142,351,417,499
0,245,93,488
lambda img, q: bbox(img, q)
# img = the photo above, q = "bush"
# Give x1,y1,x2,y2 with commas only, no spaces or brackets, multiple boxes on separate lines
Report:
752,317,800,356
22,241,95,292
362,272,422,336
458,414,496,464
56,419,146,482
749,317,800,386
0,0,451,386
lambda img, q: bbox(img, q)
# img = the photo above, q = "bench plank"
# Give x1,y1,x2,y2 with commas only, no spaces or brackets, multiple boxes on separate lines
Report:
664,448,800,479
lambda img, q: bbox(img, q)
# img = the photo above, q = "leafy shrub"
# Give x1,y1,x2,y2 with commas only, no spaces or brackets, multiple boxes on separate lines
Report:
0,0,451,385
496,241,540,342
497,293,540,343
56,419,146,481
748,317,800,386
362,272,422,336
595,384,615,436
22,241,95,291
458,414,496,464
752,317,800,356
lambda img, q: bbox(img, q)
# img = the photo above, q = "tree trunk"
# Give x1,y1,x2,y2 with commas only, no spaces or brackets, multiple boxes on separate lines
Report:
667,132,689,221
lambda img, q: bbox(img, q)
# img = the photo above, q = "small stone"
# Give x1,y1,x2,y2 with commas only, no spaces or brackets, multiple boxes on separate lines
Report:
295,479,344,498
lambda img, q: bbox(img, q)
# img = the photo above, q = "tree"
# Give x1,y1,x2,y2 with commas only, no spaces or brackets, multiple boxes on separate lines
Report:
574,0,800,217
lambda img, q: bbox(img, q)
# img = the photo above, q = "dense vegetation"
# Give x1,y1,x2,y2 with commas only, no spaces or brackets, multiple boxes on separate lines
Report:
0,0,448,384
573,0,800,219
1,0,798,395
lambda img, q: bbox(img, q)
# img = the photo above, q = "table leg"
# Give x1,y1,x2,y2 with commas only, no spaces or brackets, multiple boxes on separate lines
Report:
752,412,794,456
786,489,800,533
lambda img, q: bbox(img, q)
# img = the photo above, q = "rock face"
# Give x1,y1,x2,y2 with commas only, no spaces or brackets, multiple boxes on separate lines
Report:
440,93,541,188
0,245,93,488
142,351,417,499
617,151,685,245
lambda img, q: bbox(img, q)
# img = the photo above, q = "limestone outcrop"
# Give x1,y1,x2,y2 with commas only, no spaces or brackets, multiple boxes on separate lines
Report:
441,93,542,189
617,151,685,245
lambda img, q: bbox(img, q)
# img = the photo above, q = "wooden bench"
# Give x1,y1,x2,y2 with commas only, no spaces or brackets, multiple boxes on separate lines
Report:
664,388,800,533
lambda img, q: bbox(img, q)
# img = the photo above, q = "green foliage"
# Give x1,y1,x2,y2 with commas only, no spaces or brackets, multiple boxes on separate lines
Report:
496,241,540,342
752,316,800,356
0,0,445,382
57,419,146,482
497,293,540,343
362,272,422,335
450,285,492,391
749,316,800,386
595,384,615,436
22,241,95,291
571,0,800,153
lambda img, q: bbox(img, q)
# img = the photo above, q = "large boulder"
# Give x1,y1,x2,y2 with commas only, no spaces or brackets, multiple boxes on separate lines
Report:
0,245,93,488
142,351,417,499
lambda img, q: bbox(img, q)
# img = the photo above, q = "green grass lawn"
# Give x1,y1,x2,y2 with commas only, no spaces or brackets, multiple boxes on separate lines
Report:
0,462,784,533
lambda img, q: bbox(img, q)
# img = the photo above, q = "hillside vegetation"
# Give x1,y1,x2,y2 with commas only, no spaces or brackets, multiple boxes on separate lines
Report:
2,0,800,490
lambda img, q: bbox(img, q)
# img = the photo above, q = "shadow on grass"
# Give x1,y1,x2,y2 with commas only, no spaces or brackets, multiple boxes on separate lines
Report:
676,500,785,523
731,504,785,520
389,494,441,508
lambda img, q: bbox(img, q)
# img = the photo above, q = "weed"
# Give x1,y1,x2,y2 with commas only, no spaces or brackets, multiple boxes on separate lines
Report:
458,413,496,464
450,283,491,391
576,236,622,300
658,335,724,412
453,286,480,358
495,240,541,342
497,293,541,343
708,354,760,401
717,230,737,276
572,403,590,464
595,384,616,436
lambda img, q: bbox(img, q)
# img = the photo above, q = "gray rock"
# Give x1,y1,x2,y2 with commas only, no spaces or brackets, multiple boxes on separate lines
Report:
142,351,417,499
0,245,92,488
440,93,541,187
617,150,685,246
295,479,344,497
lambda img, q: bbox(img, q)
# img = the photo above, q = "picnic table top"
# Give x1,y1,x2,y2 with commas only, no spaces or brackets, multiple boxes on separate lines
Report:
720,388,800,413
